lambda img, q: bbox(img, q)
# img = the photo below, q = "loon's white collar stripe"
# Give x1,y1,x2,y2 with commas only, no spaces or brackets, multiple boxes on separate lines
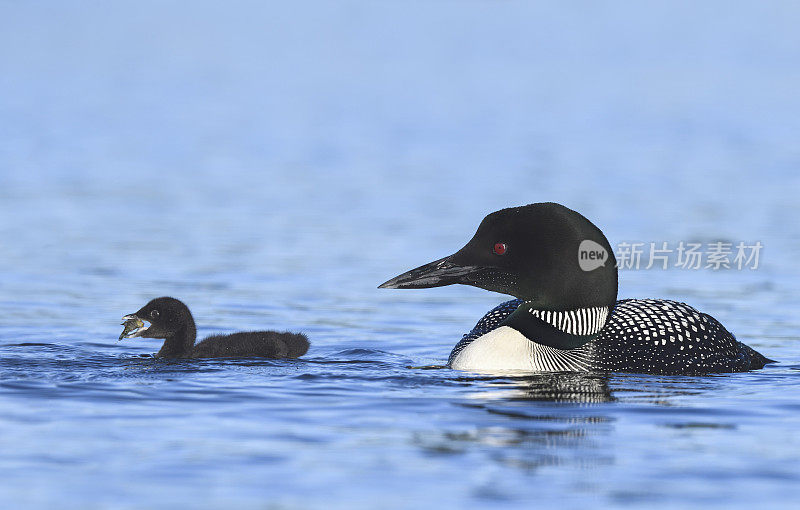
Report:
528,306,609,336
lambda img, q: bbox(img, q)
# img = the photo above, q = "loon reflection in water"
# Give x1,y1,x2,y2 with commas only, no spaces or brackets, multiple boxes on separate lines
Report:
461,372,615,404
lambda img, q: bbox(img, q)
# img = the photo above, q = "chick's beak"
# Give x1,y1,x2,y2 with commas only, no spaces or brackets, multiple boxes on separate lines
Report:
119,314,148,340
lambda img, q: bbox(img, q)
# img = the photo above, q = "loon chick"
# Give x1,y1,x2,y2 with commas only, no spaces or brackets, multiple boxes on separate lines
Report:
120,297,309,359
379,203,771,375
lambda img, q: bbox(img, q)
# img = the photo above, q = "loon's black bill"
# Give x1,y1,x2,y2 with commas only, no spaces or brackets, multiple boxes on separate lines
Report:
378,256,484,289
119,314,148,339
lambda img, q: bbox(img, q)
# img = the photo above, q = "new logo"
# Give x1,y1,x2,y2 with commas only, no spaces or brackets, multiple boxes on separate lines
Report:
578,240,608,271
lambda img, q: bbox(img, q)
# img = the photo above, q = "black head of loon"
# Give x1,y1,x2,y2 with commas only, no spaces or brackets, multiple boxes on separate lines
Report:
379,202,618,312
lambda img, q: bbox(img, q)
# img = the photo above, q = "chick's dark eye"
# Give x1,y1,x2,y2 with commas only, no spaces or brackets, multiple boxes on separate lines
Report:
493,242,508,255
150,309,160,319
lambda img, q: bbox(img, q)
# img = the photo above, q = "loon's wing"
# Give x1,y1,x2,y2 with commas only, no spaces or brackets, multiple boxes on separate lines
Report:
447,299,523,366
596,299,771,374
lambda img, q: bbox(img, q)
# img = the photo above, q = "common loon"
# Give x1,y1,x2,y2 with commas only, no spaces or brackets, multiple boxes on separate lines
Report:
379,203,771,375
120,297,309,359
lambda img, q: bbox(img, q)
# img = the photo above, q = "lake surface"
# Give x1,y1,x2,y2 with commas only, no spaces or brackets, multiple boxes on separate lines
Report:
1,2,799,508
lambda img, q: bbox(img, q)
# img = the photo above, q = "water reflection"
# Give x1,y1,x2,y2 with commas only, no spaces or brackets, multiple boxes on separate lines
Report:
461,372,615,404
409,373,618,475
418,372,741,477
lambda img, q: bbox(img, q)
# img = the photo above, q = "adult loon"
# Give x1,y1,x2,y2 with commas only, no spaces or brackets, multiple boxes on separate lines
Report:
120,297,309,359
379,203,771,375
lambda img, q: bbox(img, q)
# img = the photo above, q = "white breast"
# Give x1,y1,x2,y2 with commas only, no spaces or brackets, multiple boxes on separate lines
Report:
450,326,593,374
450,326,534,372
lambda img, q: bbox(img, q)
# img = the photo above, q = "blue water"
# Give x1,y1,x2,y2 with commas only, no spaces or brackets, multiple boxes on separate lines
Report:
2,1,800,508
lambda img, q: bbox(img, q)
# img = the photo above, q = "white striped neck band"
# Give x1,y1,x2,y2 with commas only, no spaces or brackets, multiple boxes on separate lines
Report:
524,306,610,336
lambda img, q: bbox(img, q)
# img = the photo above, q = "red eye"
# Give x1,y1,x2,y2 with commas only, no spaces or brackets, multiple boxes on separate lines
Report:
493,242,507,255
